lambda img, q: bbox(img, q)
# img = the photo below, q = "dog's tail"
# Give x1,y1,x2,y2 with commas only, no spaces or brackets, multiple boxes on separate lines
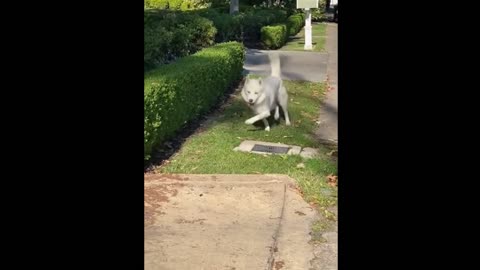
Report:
268,52,281,78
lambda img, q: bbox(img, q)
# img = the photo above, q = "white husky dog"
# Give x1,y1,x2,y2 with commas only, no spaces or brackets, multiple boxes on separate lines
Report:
241,52,291,131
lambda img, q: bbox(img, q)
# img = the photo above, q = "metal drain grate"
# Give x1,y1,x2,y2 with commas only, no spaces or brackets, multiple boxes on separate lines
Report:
251,144,290,154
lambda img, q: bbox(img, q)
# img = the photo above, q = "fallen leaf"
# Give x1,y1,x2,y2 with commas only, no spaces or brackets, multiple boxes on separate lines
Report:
327,174,338,187
296,163,305,169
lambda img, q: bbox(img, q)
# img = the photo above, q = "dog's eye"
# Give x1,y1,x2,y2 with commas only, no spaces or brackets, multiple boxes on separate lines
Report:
247,91,250,93
254,92,258,94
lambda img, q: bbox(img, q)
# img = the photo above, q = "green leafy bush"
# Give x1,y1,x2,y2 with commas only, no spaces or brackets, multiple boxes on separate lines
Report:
145,0,169,9
195,9,239,42
144,10,217,70
168,0,184,9
196,7,288,44
180,0,212,10
312,0,327,21
144,24,173,69
286,13,305,36
260,24,287,49
144,42,245,160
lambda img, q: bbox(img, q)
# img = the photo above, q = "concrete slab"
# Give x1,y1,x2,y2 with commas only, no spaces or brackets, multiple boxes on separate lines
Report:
310,204,338,270
144,174,316,270
273,182,317,269
234,140,302,156
234,140,320,160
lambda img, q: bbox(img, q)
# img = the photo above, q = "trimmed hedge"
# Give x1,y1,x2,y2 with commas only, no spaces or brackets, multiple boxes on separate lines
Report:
144,42,245,160
195,7,288,44
261,24,287,49
286,13,305,36
240,8,288,43
144,10,217,70
260,12,307,49
195,9,242,42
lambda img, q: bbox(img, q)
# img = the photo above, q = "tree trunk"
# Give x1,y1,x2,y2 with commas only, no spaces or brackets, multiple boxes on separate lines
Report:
230,0,239,14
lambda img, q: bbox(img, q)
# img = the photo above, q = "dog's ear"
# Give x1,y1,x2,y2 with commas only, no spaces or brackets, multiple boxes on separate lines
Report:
241,86,248,101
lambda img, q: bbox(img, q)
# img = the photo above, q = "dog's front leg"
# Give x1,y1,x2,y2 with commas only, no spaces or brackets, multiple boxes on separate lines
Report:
245,111,270,125
262,118,270,131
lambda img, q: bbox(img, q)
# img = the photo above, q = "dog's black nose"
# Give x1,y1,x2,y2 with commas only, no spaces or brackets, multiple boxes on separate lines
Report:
248,99,253,103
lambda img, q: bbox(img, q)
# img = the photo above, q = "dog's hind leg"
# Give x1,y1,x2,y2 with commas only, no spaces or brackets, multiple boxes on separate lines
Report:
274,105,280,121
262,118,270,131
282,107,291,126
278,86,291,126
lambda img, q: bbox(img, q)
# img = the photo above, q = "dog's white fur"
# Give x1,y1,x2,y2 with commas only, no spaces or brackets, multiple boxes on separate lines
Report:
241,52,291,131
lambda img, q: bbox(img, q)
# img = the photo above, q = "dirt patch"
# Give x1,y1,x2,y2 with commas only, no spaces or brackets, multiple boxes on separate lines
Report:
144,183,184,227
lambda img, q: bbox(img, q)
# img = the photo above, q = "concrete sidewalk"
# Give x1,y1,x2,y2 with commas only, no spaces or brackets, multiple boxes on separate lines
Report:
145,174,316,270
145,23,338,270
314,23,338,144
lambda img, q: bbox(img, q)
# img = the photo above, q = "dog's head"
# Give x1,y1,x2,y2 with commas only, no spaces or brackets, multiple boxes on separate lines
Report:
242,77,263,106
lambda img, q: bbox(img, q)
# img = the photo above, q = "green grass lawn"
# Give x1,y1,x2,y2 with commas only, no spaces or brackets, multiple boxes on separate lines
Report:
280,23,327,52
156,79,337,208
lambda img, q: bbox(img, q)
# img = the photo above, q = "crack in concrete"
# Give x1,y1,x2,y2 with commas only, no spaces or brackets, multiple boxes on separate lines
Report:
265,184,287,270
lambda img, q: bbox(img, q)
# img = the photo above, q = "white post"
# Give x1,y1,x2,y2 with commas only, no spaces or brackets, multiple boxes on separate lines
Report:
304,8,312,50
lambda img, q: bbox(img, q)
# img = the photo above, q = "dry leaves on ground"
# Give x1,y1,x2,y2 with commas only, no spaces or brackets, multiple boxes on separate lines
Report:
327,174,338,187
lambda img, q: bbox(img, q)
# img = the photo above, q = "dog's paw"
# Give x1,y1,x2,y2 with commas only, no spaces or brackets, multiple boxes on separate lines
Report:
265,126,270,132
245,119,255,125
285,121,291,126
274,113,280,120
